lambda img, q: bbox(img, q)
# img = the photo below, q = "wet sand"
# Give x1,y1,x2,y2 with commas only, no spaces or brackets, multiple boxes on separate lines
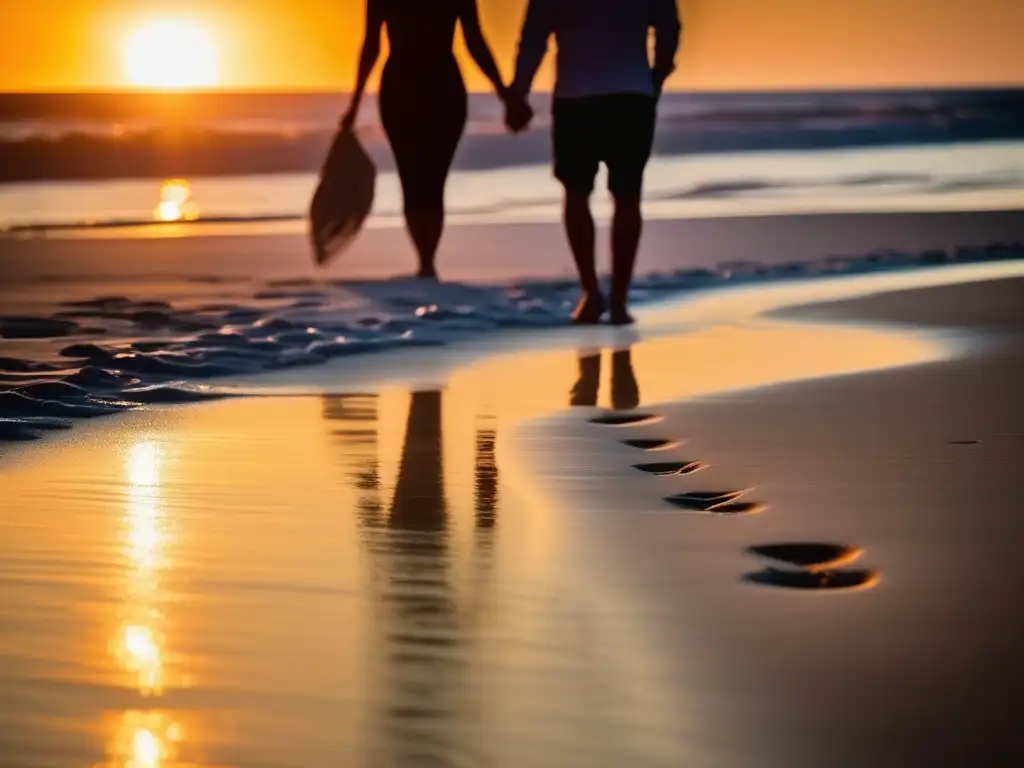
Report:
1,267,1023,766
0,377,699,766
511,277,1024,766
2,209,1022,284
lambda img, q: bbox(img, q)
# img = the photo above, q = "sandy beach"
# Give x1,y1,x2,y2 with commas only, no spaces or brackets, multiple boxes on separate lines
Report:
509,274,1024,766
3,208,1022,285
2,249,1022,765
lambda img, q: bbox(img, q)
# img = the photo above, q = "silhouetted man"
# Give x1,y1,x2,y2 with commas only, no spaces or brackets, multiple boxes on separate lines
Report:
506,0,681,325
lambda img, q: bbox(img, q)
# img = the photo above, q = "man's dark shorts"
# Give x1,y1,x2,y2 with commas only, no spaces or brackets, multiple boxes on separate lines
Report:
552,93,657,199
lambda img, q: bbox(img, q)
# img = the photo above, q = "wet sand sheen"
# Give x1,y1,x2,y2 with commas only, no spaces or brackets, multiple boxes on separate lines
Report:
0,290,978,767
0,397,691,766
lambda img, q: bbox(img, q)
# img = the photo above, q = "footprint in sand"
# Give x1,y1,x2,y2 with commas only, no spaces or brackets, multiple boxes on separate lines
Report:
633,461,708,477
743,542,879,591
664,490,766,515
571,365,757,517
747,542,864,572
621,438,682,451
589,413,664,427
744,567,880,591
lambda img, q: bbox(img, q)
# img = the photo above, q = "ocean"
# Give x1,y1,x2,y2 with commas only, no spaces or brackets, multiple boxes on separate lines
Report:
0,89,1021,236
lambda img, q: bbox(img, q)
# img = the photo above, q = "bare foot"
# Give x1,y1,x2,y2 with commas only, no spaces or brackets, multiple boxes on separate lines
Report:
609,306,635,326
572,291,607,325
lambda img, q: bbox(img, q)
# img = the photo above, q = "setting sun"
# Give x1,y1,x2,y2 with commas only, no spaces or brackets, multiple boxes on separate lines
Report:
124,19,220,89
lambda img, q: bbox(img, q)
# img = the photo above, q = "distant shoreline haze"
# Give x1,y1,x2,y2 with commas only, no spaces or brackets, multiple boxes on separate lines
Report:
0,89,1020,183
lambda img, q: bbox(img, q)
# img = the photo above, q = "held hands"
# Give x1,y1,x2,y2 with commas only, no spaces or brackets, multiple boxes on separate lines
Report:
501,88,533,135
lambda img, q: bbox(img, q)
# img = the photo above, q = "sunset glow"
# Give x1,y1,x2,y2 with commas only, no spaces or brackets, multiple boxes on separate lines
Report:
124,20,220,89
0,1,1020,92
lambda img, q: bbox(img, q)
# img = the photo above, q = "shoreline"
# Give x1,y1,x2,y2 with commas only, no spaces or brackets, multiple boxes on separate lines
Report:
2,255,1022,452
2,209,1022,284
1,213,1022,448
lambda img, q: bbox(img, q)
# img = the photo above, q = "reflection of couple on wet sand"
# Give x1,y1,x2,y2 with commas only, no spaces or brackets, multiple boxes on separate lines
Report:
342,0,682,325
571,346,641,411
321,390,498,761
321,389,497,553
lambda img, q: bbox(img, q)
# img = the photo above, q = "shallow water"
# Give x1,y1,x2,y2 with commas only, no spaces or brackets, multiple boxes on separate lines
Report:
2,141,1022,234
3,247,1023,449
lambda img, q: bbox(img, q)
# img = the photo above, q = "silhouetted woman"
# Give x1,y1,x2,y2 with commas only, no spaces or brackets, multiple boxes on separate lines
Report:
341,0,511,279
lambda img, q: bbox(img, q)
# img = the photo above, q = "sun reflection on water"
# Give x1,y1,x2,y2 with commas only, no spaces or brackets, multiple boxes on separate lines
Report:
126,442,163,571
104,441,181,763
128,441,161,486
154,179,199,223
106,711,184,768
116,440,169,695
121,623,165,695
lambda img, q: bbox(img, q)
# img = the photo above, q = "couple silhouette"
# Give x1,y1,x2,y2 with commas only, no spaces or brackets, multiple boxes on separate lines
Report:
341,0,681,325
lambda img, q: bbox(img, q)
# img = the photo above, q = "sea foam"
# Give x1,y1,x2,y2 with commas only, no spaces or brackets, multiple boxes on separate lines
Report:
1,241,1021,443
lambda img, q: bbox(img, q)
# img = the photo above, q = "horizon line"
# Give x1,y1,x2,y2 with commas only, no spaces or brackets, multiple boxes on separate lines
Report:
1,83,1023,98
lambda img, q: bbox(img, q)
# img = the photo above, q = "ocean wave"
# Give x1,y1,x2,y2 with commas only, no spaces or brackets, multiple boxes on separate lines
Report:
1,90,1022,183
2,241,1022,443
4,162,1020,236
2,89,1021,141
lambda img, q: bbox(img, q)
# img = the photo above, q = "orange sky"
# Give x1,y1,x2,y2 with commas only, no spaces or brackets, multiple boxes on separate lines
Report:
1,0,1021,92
